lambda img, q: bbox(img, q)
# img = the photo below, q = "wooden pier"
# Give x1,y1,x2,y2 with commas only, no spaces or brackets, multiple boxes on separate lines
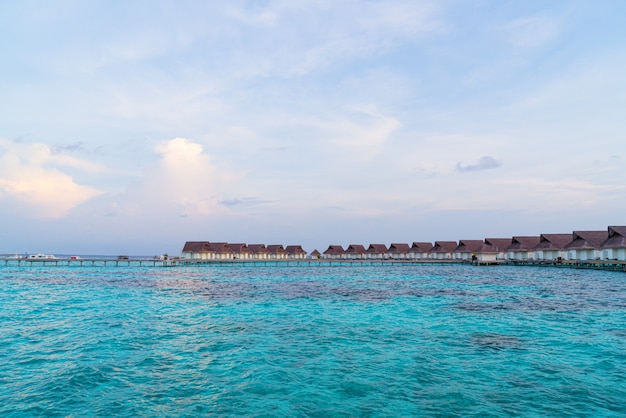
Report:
0,258,464,268
1,257,624,272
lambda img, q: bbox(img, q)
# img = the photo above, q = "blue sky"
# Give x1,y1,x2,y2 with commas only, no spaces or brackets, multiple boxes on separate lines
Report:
1,0,625,256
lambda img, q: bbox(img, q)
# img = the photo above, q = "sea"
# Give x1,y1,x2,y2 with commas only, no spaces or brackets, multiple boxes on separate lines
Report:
1,262,625,417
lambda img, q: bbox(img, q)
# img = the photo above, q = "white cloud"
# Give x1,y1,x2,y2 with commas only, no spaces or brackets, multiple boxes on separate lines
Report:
327,106,400,160
0,140,102,218
112,138,243,219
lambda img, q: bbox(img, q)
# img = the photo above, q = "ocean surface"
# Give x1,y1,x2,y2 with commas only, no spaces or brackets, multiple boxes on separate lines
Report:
1,263,625,417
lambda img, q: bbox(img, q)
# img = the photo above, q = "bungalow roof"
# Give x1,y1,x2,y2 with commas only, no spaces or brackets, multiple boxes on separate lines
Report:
229,243,251,254
565,231,608,250
182,241,212,252
430,241,457,253
285,245,307,255
323,245,345,255
310,249,321,256
345,244,367,254
248,244,270,254
455,240,483,253
485,238,512,252
267,245,288,254
209,242,233,253
389,243,410,254
366,244,388,253
410,242,433,252
534,234,572,250
506,236,540,251
602,226,626,249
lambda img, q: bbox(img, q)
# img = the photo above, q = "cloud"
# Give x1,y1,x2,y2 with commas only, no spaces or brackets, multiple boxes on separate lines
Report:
327,106,401,160
456,156,501,172
113,138,243,219
0,140,102,218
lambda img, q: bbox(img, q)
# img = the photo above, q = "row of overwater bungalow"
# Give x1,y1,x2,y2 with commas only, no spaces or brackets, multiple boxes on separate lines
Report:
319,226,626,262
181,226,626,262
182,242,308,260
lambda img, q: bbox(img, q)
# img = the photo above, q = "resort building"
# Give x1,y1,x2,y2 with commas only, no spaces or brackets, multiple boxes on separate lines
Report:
474,242,499,262
408,242,433,260
454,240,483,261
182,241,213,260
429,241,457,259
310,249,321,259
323,245,345,260
344,245,367,260
365,244,388,260
230,243,252,260
534,234,572,260
389,243,410,259
505,236,540,260
285,245,307,259
248,244,270,259
483,238,512,261
209,242,234,260
601,226,626,261
267,245,289,260
564,231,608,261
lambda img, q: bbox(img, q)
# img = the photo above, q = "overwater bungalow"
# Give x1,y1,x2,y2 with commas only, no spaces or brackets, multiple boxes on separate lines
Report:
429,241,457,260
365,244,388,260
323,245,345,260
534,234,571,260
407,242,433,260
210,242,234,260
182,241,213,259
564,231,608,261
601,226,626,261
388,243,410,259
344,244,367,260
285,245,307,259
248,244,270,260
454,240,483,261
310,249,321,259
505,236,540,260
482,238,512,261
230,243,252,260
267,245,289,260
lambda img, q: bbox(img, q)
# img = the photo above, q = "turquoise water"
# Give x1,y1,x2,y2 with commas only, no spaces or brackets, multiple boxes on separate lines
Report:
1,264,625,417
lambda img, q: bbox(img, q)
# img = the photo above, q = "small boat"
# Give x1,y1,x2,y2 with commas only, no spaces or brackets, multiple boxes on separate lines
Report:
28,254,57,259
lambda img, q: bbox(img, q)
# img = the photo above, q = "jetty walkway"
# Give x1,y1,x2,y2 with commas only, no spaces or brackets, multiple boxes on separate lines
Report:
1,257,625,272
0,258,462,268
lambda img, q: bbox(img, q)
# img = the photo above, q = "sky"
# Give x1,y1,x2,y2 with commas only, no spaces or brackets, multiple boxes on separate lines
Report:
1,0,625,256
